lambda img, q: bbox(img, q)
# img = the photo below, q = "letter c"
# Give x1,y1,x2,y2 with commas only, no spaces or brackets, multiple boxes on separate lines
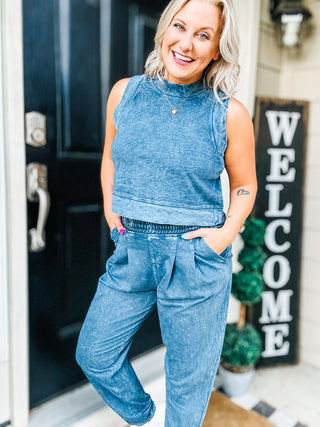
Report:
265,219,291,253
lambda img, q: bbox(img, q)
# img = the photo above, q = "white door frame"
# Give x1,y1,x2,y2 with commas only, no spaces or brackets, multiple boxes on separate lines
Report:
222,0,261,322
234,0,261,116
0,0,29,426
0,0,10,424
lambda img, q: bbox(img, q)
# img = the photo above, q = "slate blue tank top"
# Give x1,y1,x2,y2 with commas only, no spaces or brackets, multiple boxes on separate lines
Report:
111,74,230,226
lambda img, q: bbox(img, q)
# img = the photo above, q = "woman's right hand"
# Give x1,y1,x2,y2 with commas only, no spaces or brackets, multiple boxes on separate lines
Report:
108,212,125,235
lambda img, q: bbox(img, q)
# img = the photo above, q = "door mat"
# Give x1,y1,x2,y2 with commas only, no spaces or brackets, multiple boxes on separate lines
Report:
204,391,307,427
203,391,275,427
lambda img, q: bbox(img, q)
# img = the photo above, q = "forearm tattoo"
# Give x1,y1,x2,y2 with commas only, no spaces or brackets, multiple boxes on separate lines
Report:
226,189,251,220
237,188,250,196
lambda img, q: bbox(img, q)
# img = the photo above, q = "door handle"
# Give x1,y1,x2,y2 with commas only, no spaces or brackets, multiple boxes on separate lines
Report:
26,163,50,252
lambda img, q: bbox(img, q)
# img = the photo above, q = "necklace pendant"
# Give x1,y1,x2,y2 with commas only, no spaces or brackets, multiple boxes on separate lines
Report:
171,107,178,116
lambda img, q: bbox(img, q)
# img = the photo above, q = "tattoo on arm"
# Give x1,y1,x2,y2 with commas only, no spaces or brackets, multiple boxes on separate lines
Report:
237,188,250,196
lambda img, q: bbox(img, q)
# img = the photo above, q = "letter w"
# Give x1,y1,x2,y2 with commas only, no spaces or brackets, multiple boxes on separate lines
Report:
265,111,301,147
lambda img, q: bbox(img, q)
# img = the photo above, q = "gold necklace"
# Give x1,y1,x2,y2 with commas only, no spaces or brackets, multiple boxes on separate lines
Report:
151,79,200,116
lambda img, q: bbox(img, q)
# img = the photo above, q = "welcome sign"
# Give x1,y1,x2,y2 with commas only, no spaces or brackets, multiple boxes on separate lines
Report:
249,98,308,366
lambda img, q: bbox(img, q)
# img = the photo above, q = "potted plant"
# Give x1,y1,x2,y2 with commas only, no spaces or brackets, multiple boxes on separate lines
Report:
219,218,267,397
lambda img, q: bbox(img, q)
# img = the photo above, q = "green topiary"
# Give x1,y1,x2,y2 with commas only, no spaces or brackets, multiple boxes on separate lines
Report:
238,245,267,271
221,323,262,369
241,218,266,246
220,217,266,375
231,270,264,304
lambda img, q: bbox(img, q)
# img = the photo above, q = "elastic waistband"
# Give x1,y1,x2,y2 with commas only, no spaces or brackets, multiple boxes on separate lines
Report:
122,217,203,235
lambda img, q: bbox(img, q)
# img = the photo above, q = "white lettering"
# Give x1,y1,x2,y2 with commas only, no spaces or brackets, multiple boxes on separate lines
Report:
265,219,291,253
267,148,296,182
265,184,293,217
263,255,291,289
265,111,301,147
259,290,293,323
261,324,290,357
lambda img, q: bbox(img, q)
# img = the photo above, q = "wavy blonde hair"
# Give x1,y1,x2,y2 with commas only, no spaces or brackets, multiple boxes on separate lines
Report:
144,0,240,103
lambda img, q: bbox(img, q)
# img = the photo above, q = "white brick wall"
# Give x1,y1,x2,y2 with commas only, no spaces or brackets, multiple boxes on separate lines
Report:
256,0,320,368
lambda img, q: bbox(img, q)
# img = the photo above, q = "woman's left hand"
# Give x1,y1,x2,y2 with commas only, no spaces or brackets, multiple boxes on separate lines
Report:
181,227,233,256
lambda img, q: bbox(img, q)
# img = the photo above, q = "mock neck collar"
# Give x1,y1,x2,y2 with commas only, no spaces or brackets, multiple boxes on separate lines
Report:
150,76,206,98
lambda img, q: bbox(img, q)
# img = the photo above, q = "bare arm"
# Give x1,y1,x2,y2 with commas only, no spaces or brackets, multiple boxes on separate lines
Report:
222,97,257,242
101,78,130,231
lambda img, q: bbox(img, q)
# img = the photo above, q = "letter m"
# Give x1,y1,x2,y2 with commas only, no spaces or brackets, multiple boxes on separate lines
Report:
259,290,293,323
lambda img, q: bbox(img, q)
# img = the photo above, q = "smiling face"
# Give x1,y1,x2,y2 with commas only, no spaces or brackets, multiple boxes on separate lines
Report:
161,0,222,85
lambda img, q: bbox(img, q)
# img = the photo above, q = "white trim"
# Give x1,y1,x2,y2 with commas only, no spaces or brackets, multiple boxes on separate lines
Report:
0,3,10,421
234,0,261,116
221,0,261,323
222,0,261,215
1,0,29,426
0,362,10,424
100,0,112,130
0,0,9,366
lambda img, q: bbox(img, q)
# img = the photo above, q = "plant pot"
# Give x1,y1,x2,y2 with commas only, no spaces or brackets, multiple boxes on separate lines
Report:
219,363,254,397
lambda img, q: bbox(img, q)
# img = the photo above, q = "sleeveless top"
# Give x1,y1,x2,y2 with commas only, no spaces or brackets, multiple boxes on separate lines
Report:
111,74,230,226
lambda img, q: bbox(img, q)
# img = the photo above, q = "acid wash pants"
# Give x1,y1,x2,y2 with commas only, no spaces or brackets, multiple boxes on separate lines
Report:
76,217,233,427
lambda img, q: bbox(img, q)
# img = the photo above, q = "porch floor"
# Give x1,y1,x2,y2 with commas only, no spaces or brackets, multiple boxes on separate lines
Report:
27,346,319,427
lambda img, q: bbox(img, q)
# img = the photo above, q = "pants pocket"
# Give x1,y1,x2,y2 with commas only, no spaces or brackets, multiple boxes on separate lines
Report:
196,237,232,263
110,227,120,246
192,238,232,287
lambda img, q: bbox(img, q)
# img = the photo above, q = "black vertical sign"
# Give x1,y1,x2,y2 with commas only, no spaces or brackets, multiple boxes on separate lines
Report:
250,98,308,366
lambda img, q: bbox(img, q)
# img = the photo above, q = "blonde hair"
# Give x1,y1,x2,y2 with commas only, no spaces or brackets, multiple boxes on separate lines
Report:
144,0,240,103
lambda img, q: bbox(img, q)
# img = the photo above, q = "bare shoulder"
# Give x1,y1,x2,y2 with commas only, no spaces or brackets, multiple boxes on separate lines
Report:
226,97,254,138
107,77,131,110
226,97,252,125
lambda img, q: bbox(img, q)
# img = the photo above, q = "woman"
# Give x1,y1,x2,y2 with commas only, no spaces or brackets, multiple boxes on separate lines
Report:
76,0,257,426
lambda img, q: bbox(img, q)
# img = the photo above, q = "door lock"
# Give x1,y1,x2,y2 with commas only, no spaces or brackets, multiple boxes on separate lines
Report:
26,163,50,252
25,111,46,147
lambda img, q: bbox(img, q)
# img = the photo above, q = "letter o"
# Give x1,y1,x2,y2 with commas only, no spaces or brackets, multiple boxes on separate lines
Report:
263,255,291,289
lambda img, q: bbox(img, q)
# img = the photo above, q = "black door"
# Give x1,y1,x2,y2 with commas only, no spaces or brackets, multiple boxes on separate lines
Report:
23,0,168,408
